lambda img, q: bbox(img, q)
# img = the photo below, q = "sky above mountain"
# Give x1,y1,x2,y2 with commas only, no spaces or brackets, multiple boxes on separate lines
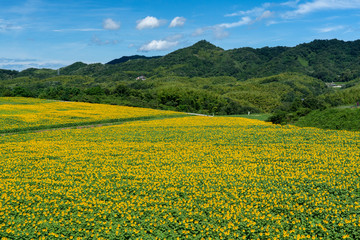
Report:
1,0,360,70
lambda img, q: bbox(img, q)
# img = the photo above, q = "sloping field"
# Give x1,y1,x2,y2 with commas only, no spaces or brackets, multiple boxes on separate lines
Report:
0,97,183,133
0,100,359,239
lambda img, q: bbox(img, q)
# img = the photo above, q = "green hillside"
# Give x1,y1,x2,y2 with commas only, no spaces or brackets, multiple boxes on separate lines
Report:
97,39,360,82
0,39,360,118
295,107,360,131
0,71,328,115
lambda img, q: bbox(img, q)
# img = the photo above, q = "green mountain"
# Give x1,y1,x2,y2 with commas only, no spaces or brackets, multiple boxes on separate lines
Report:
99,39,360,82
0,39,359,117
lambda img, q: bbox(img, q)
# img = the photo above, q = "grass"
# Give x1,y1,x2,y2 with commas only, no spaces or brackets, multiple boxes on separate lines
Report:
0,97,55,105
221,113,271,121
335,104,360,109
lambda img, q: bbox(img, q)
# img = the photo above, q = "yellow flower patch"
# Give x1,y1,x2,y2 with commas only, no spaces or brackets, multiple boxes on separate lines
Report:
0,110,359,239
0,97,181,132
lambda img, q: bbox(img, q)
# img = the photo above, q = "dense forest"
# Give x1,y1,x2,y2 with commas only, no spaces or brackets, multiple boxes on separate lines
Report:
1,39,360,127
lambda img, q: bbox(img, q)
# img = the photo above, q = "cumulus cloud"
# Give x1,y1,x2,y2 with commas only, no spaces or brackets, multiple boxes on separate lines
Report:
138,40,178,52
103,18,120,30
284,0,360,18
136,16,165,30
169,17,186,27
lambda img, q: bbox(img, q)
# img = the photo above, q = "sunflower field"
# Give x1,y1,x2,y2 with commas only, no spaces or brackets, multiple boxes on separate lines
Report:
0,98,359,239
0,97,182,133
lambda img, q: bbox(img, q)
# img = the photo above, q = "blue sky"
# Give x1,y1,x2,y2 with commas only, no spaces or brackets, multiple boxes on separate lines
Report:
1,0,360,70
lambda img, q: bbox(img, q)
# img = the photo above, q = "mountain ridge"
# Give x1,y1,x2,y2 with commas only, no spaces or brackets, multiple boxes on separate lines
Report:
0,38,360,118
1,38,360,83
97,38,360,82
106,55,162,65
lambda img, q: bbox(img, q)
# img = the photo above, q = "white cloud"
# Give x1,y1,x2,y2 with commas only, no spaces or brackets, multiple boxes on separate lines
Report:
138,40,178,52
192,16,251,39
225,5,274,25
317,25,345,33
216,17,252,28
285,0,360,17
136,16,164,30
169,17,186,27
103,18,120,30
281,0,301,7
0,19,23,32
256,10,274,21
226,7,265,17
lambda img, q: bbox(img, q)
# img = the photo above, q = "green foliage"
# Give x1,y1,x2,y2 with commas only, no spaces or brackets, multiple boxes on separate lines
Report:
267,93,328,125
321,79,360,106
59,62,87,74
295,107,360,131
266,110,288,124
18,68,57,79
106,55,161,65
155,86,251,114
85,85,105,96
38,86,81,101
0,69,18,80
1,39,360,116
0,71,329,115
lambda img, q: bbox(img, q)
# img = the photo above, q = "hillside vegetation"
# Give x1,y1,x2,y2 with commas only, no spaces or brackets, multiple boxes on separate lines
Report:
295,107,360,131
1,39,360,125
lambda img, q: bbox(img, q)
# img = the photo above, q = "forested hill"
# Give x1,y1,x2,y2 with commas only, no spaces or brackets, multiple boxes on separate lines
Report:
106,39,360,82
0,39,360,117
1,39,360,82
